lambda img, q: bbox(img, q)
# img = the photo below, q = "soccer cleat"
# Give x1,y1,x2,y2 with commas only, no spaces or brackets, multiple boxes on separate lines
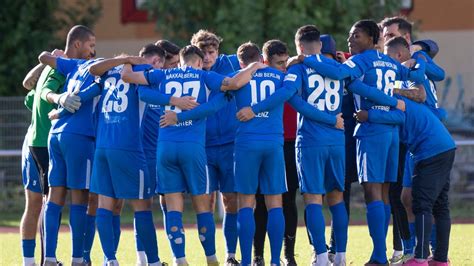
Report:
71,262,86,266
43,261,63,266
284,256,297,266
252,256,264,266
402,258,428,266
389,253,404,265
363,260,389,266
328,252,336,264
224,257,240,266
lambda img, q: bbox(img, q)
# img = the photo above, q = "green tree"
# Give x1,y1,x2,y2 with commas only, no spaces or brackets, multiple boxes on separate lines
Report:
144,0,400,54
0,0,101,96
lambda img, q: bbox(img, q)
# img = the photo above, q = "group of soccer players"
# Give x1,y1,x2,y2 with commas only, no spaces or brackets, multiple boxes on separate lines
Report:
19,15,456,266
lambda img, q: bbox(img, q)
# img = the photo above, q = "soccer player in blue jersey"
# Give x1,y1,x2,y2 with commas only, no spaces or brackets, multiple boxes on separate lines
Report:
68,45,177,266
191,30,242,265
355,94,455,266
292,20,427,265
122,45,265,266
37,25,98,266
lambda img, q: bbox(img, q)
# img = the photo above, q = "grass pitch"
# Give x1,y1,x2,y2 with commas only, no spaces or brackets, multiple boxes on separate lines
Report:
1,224,473,265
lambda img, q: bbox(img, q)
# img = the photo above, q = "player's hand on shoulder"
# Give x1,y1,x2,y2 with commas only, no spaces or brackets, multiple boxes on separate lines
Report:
236,107,256,122
402,59,417,68
336,51,347,63
160,110,178,128
51,49,66,58
286,55,304,68
248,62,268,70
48,109,60,120
170,96,199,110
396,99,406,112
335,113,344,129
354,110,368,123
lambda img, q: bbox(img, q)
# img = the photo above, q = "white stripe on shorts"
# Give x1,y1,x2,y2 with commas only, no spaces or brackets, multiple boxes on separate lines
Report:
363,152,368,183
139,170,144,199
86,159,91,189
205,165,210,194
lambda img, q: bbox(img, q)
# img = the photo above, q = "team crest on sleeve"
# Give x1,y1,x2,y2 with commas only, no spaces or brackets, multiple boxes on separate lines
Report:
284,74,297,82
344,60,356,68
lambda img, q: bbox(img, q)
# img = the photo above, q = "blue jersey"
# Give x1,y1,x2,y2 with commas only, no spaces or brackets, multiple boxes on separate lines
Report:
95,64,151,151
206,54,241,146
285,60,345,147
141,103,160,152
232,68,285,144
51,58,100,137
303,49,425,137
368,97,455,162
145,66,226,145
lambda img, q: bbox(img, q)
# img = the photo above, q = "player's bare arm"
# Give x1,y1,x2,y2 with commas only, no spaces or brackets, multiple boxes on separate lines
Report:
121,64,148,85
221,62,267,91
38,49,65,69
393,83,426,103
23,63,46,90
90,56,147,76
169,96,199,110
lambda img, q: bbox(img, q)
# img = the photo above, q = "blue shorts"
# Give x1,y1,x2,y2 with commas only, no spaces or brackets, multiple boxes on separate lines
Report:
21,137,41,193
403,152,415,188
48,132,94,189
144,148,157,196
234,141,287,195
296,145,345,195
156,141,210,195
206,143,235,193
356,130,399,184
91,148,153,199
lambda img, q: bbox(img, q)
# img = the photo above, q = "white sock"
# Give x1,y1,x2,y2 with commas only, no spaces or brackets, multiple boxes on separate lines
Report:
206,254,218,263
72,257,84,263
316,252,329,265
108,259,119,266
45,257,56,262
335,252,346,264
226,253,236,259
175,257,188,265
149,262,162,266
393,250,403,257
136,251,147,263
23,257,35,266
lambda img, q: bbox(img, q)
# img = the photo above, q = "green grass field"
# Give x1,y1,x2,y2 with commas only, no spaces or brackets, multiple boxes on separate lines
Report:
1,224,473,265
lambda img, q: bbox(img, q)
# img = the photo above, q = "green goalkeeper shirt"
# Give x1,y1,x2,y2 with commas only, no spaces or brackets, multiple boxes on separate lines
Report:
26,66,65,147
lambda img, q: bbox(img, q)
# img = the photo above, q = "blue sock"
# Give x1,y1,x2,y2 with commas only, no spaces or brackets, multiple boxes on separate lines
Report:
305,204,326,255
96,208,116,261
384,204,391,237
430,223,437,252
134,220,145,252
22,239,35,258
223,212,238,254
166,211,185,259
70,204,88,259
329,202,349,253
238,207,255,266
366,201,387,264
197,212,216,257
44,201,63,258
135,211,160,263
267,207,285,265
112,215,121,254
83,214,96,262
409,222,416,252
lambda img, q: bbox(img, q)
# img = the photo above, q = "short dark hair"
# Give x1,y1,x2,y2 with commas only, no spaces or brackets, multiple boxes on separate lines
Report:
66,25,94,47
155,40,181,59
262,40,288,60
381,16,413,37
139,44,166,59
237,42,261,65
179,45,204,63
353,19,380,45
295,25,321,43
385,36,410,50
